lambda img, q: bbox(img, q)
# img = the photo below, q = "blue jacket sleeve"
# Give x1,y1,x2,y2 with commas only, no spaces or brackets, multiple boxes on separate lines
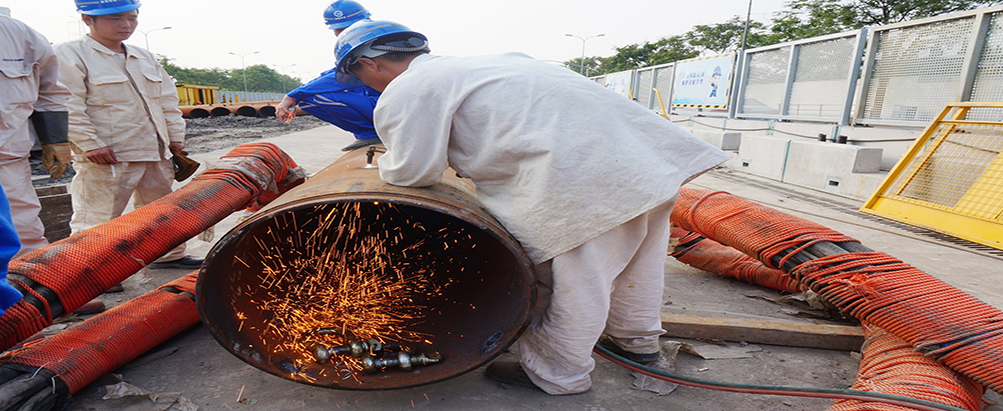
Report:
287,68,352,101
0,187,23,316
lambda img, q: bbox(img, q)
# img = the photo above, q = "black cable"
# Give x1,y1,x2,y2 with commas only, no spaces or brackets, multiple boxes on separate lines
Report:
593,344,967,411
667,117,919,143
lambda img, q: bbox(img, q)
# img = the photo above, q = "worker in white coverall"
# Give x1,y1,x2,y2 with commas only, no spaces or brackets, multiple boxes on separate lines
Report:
0,15,73,256
55,0,203,277
334,20,731,395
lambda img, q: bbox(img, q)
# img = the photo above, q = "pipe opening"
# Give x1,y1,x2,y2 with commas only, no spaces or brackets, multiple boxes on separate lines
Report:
257,106,276,118
189,108,210,119
210,107,232,117
236,106,258,117
199,199,533,390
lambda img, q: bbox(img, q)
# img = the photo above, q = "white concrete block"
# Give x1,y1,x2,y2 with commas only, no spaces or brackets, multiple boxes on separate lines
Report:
783,141,883,199
690,130,742,151
735,135,793,181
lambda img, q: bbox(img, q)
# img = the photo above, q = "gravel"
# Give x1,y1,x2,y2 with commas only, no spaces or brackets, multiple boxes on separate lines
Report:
31,114,327,187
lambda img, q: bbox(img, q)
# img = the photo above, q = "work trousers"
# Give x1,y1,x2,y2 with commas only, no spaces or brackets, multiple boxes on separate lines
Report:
0,155,47,256
69,160,186,262
517,198,676,395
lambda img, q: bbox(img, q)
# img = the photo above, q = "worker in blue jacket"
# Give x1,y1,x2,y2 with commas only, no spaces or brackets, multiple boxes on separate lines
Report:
274,0,381,152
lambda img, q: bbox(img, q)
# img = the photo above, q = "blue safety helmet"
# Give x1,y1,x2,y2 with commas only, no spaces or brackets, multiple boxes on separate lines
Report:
334,20,428,85
75,0,142,15
323,0,371,30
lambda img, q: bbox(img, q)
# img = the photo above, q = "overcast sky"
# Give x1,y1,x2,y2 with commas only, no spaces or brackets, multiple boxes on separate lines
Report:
9,0,788,83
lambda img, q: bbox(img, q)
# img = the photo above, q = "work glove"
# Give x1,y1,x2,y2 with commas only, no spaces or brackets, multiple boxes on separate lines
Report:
171,149,200,182
41,143,72,179
31,111,71,179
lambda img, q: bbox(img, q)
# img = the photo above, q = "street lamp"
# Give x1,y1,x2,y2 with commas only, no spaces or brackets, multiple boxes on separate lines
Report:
229,51,260,93
565,33,604,75
138,26,171,52
271,63,296,93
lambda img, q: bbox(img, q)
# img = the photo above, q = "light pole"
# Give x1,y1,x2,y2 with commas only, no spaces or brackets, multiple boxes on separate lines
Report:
565,33,604,75
229,51,260,93
138,26,171,52
271,64,296,93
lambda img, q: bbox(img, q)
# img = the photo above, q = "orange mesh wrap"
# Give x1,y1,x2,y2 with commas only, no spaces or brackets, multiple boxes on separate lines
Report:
673,187,1003,394
0,143,302,351
827,323,984,411
0,272,201,394
672,188,859,269
669,227,805,294
792,253,1003,393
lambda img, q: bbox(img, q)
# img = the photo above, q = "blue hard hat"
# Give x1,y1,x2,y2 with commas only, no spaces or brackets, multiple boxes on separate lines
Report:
75,0,142,15
323,0,371,30
334,20,428,85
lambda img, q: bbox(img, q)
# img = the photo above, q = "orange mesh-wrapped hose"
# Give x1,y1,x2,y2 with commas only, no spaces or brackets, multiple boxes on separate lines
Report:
827,323,985,411
667,222,983,410
0,272,200,396
672,187,1003,394
669,226,805,294
0,143,303,351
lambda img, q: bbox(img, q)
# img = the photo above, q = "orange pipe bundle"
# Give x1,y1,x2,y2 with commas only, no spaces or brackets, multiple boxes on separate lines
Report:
827,323,984,411
0,273,201,410
667,223,983,410
669,226,805,294
671,188,1003,394
0,143,304,352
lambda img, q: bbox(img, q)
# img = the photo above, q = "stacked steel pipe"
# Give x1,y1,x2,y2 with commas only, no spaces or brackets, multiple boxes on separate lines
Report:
179,102,307,119
671,188,1003,395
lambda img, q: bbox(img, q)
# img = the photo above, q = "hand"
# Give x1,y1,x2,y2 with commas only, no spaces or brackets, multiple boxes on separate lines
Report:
275,96,297,120
85,147,118,165
169,142,185,153
41,143,72,179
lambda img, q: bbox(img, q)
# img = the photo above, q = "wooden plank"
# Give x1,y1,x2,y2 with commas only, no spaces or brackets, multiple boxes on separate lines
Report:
661,313,864,352
37,192,72,243
34,185,68,197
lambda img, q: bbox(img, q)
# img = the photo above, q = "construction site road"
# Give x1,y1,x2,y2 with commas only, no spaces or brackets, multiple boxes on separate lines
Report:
51,124,1003,411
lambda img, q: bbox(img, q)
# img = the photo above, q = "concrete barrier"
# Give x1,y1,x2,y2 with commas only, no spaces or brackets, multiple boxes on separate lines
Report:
735,135,793,181
690,129,742,151
782,140,883,199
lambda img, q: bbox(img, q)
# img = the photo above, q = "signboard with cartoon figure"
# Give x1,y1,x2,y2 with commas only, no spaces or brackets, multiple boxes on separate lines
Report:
672,53,734,108
603,70,634,100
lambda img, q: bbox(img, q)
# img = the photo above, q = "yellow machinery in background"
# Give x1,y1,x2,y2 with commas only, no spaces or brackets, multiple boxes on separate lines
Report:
861,102,1003,251
176,84,219,106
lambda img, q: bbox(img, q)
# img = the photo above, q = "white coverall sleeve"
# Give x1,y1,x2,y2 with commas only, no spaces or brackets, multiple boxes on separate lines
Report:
375,70,453,188
157,63,185,143
55,48,104,153
30,30,69,112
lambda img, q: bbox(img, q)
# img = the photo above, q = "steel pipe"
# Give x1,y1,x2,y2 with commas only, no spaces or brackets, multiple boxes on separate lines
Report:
197,147,535,390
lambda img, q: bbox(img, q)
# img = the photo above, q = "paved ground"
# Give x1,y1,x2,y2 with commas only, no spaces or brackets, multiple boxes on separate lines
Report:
55,125,1002,410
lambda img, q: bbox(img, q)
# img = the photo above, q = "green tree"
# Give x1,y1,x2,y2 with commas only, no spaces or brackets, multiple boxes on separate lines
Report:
769,0,1002,42
159,57,301,93
685,16,772,54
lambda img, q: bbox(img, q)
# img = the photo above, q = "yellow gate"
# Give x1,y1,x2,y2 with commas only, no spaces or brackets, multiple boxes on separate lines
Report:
861,102,1003,250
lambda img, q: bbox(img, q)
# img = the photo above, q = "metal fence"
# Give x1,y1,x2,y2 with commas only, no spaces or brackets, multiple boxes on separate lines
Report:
218,90,286,103
590,4,1003,127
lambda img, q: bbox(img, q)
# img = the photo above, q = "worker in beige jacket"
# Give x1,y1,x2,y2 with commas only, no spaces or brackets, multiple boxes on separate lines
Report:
0,15,72,256
55,0,203,275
